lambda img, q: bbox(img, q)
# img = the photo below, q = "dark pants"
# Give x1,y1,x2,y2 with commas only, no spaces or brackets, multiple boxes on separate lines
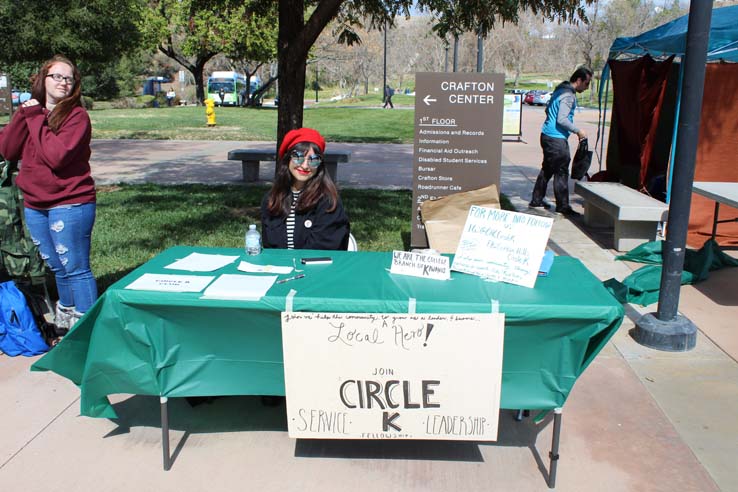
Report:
531,134,571,210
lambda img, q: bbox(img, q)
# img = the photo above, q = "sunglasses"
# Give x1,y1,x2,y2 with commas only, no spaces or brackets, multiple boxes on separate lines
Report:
290,151,323,169
46,73,75,85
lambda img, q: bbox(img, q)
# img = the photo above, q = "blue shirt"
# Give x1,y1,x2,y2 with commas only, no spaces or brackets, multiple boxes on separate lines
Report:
541,81,578,140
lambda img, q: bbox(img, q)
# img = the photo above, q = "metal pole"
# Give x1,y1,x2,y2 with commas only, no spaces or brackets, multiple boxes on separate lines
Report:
547,408,562,488
634,1,713,351
477,32,484,72
161,397,171,471
453,35,459,72
383,19,388,101
314,65,319,103
444,43,449,72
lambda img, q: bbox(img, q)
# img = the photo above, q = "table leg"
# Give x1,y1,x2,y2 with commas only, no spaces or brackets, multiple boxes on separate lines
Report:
547,407,562,489
161,396,171,471
711,201,720,241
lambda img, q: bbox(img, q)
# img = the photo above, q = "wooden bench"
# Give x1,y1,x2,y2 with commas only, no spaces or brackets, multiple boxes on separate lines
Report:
574,182,669,251
227,149,351,183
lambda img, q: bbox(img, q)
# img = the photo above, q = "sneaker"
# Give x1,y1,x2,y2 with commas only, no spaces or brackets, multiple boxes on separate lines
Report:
528,200,552,210
54,302,75,331
556,206,581,218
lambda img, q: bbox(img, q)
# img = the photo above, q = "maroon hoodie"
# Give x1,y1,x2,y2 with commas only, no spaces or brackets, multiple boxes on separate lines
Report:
0,104,95,209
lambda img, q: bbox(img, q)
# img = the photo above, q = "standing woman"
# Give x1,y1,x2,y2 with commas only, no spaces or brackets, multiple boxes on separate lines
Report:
0,55,97,331
261,128,350,250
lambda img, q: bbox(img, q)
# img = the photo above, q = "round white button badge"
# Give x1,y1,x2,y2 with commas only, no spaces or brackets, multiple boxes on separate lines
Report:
304,220,313,228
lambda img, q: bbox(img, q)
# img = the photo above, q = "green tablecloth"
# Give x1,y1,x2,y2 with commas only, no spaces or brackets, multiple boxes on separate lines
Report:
32,246,624,418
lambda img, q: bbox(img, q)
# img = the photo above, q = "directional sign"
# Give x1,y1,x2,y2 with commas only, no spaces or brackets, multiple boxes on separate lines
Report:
411,72,505,249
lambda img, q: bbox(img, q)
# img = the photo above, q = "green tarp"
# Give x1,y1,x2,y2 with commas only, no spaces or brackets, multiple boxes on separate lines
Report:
604,239,738,306
33,247,624,418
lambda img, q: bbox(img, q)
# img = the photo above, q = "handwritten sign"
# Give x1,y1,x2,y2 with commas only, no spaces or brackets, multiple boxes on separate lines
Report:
281,312,504,441
451,206,553,288
390,250,450,280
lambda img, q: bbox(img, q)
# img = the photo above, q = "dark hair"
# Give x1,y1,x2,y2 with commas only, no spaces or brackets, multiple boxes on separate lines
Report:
267,142,339,216
29,55,83,133
570,66,593,84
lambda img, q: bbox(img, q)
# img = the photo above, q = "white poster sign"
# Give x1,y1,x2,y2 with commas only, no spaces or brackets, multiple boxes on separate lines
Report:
451,206,553,288
282,312,505,441
390,250,450,280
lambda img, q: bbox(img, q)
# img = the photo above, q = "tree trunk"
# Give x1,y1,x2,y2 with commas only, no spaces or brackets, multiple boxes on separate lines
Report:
277,0,344,149
193,61,207,105
277,0,307,150
159,44,214,106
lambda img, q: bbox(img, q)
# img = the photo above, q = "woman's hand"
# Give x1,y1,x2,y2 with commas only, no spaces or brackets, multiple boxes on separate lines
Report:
21,99,40,108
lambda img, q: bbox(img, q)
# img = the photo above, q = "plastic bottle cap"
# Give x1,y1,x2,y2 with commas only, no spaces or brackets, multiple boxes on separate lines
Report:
249,224,256,230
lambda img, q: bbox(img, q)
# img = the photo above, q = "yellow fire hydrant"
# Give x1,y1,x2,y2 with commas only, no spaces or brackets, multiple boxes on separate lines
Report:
205,98,216,127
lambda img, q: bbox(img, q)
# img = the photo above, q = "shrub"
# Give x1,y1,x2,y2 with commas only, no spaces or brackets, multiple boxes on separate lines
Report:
81,96,94,110
136,95,156,108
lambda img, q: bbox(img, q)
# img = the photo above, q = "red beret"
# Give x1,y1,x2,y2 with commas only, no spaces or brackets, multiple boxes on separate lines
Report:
278,128,326,159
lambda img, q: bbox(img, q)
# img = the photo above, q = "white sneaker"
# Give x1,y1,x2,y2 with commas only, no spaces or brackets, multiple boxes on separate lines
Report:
54,302,76,331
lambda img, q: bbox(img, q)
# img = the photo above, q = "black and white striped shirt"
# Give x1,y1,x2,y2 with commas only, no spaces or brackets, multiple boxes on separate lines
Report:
286,190,301,249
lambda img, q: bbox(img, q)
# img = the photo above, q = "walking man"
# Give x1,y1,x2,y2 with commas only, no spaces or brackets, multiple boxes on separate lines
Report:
383,84,394,109
529,66,592,216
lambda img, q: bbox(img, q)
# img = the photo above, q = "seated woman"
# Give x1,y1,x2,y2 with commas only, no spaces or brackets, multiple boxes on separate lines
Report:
261,127,350,250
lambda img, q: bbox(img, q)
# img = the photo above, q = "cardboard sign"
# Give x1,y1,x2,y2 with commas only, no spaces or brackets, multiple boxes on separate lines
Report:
451,206,553,288
282,312,505,441
390,250,450,280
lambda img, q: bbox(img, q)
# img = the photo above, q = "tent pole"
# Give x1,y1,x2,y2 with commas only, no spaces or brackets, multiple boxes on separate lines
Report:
600,73,610,172
665,61,686,205
634,1,713,352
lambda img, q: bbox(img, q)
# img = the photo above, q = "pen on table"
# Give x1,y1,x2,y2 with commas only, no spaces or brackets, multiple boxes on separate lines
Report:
276,274,305,284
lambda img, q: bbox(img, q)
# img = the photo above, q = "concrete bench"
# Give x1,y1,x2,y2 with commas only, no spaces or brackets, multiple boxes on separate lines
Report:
227,149,351,183
575,182,669,251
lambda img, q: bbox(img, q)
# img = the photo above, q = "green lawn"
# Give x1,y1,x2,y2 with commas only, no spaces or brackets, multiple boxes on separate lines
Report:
87,104,414,142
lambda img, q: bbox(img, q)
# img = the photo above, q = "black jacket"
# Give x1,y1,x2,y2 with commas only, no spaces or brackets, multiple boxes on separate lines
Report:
260,193,350,250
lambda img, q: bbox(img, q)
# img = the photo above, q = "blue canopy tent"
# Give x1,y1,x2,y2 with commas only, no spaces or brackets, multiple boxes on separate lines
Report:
609,5,738,62
597,5,738,247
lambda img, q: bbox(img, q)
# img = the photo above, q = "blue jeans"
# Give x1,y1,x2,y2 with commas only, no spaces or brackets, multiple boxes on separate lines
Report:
24,204,98,313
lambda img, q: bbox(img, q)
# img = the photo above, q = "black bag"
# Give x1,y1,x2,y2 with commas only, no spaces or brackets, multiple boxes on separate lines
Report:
571,138,593,180
14,282,65,344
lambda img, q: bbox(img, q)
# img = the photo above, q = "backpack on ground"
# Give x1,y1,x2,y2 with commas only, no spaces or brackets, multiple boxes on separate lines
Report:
14,281,63,344
0,280,49,356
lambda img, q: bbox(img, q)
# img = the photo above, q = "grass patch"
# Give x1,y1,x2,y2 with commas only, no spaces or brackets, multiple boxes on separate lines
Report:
87,105,414,142
93,184,513,292
93,184,413,291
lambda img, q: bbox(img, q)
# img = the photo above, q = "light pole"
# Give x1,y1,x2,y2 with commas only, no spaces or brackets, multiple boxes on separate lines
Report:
477,31,484,72
453,35,459,72
383,19,388,102
633,1,714,351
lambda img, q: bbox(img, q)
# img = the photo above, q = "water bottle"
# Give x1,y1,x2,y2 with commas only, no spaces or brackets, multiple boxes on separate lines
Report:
245,224,261,256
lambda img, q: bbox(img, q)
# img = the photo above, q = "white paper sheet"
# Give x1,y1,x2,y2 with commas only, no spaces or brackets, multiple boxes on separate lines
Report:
125,273,215,293
200,274,277,301
164,252,240,272
237,261,293,274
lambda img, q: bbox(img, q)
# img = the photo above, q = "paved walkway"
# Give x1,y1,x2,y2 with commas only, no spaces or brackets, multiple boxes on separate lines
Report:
2,107,737,491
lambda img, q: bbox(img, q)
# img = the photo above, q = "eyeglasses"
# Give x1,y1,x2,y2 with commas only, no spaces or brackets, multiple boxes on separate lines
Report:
46,73,75,85
290,151,323,169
